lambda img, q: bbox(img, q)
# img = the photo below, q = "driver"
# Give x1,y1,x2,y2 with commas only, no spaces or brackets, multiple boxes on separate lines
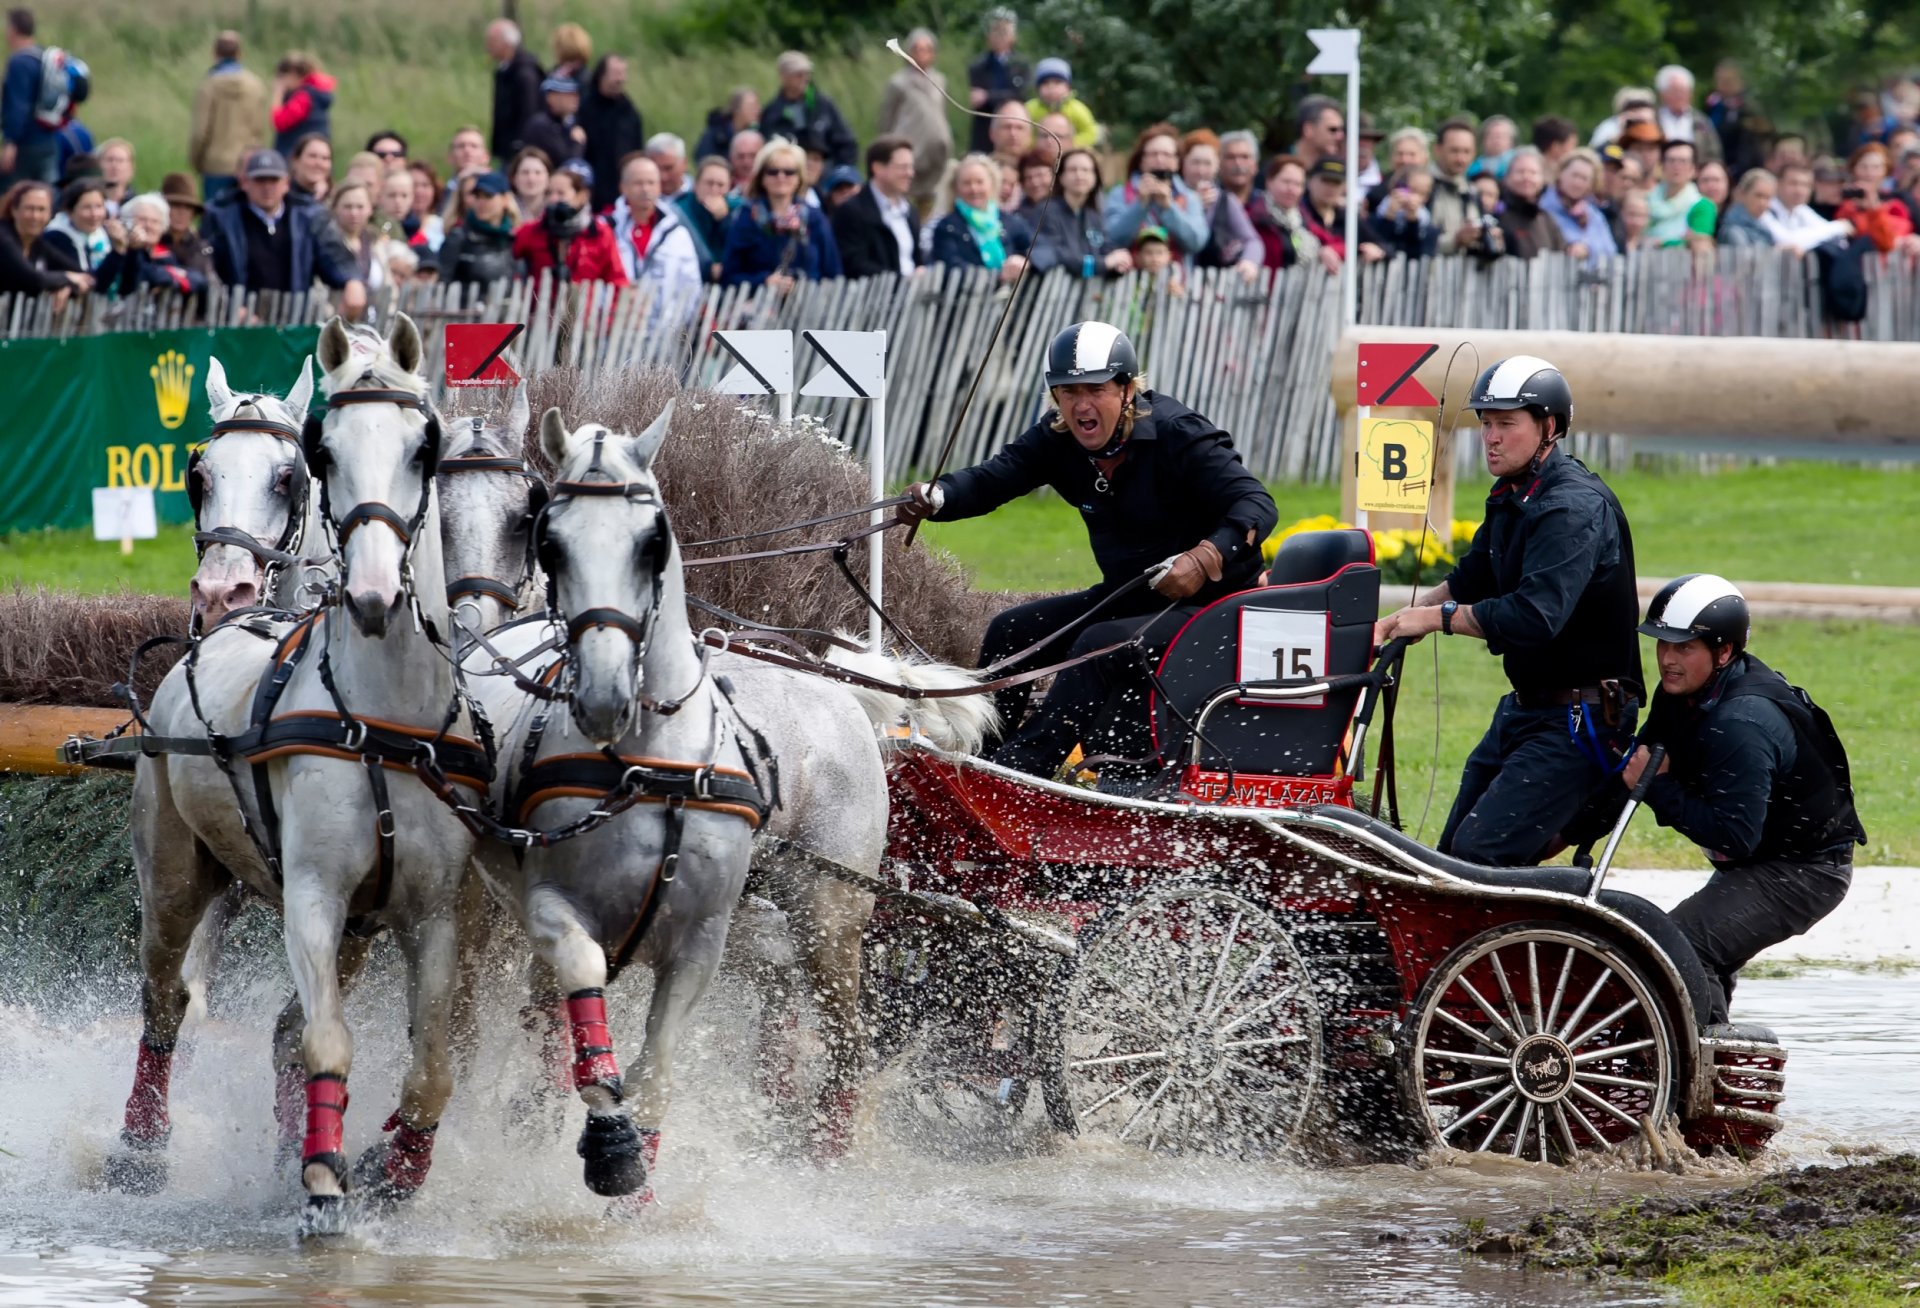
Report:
1623,575,1863,1024
898,321,1278,780
1376,356,1643,866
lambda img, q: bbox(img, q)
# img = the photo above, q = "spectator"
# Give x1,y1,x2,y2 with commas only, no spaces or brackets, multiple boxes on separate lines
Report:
1497,147,1568,259
988,99,1033,181
1763,162,1854,252
876,28,951,211
1599,146,1643,234
365,130,407,172
54,110,91,184
1104,122,1208,259
760,51,856,169
1705,59,1763,176
521,75,586,170
1026,58,1098,150
1,9,61,184
1179,130,1259,270
1718,168,1778,248
646,133,689,200
1697,159,1731,215
329,182,406,290
107,191,203,297
435,170,517,287
1302,159,1348,260
512,162,625,285
1360,167,1436,261
1540,150,1617,265
343,151,383,192
676,154,734,281
287,133,332,206
1471,173,1503,218
1218,129,1260,207
445,126,489,189
580,55,642,213
801,145,829,208
189,30,268,203
160,171,216,283
1468,115,1516,180
1620,119,1664,178
1028,147,1128,277
967,7,1029,155
550,23,592,83
1646,139,1717,248
1132,225,1178,288
928,153,1030,282
1654,65,1724,162
831,135,922,279
1354,113,1385,190
1034,111,1073,165
1618,190,1653,250
507,146,551,226
486,18,543,163
1015,149,1052,216
1247,156,1333,273
407,160,445,248
1767,134,1809,176
374,168,417,241
695,88,760,166
608,152,701,302
1533,115,1579,175
1836,142,1916,254
1589,87,1656,151
96,136,132,214
0,178,83,298
203,148,366,314
40,176,114,274
721,137,840,289
1811,158,1845,217
1387,127,1431,173
1292,95,1344,170
270,52,333,154
728,129,764,193
821,165,860,212
1429,118,1487,255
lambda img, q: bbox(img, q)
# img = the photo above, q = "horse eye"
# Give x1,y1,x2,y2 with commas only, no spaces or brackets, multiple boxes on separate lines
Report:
273,465,294,495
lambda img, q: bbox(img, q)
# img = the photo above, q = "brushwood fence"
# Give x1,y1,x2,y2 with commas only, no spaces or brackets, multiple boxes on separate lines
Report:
4,248,1915,482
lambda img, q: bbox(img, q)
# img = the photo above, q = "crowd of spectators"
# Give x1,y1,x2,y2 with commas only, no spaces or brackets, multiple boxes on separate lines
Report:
3,1,1919,316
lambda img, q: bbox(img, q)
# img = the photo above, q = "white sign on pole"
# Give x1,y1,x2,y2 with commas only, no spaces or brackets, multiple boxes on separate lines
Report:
1305,28,1359,75
92,486,157,543
712,330,794,397
1238,608,1329,707
801,329,890,651
1306,28,1363,330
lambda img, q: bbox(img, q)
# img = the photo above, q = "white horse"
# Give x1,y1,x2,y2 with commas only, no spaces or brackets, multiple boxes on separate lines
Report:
110,316,485,1236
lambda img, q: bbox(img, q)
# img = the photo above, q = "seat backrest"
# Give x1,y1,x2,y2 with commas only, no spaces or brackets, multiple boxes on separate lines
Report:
1152,530,1379,779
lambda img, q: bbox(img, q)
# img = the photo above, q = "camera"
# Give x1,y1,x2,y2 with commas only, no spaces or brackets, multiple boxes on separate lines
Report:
1841,185,1868,201
1148,168,1174,182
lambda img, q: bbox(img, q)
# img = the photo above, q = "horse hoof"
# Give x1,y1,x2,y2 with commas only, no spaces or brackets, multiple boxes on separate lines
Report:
101,1137,168,1195
347,1145,412,1212
602,1188,656,1221
298,1193,351,1240
578,1113,647,1197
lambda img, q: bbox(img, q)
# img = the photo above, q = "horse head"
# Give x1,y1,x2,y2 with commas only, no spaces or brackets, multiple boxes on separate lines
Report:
312,313,441,638
189,354,318,629
438,383,543,640
537,400,677,747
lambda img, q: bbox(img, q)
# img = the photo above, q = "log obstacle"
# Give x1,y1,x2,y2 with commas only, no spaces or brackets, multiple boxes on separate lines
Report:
0,705,136,775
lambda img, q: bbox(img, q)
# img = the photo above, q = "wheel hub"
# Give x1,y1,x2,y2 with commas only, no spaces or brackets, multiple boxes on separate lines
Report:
1173,1028,1224,1085
1510,1032,1575,1103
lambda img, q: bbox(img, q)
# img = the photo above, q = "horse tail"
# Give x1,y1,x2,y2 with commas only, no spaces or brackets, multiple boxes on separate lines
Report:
825,639,999,755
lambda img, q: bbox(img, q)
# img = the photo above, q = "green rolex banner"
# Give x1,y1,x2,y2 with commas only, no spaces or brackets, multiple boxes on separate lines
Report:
0,326,320,533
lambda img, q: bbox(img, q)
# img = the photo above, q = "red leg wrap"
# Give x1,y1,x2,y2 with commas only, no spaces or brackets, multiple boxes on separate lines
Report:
382,1117,438,1194
814,1087,859,1161
639,1126,660,1174
302,1073,349,1166
123,1040,174,1143
567,990,622,1093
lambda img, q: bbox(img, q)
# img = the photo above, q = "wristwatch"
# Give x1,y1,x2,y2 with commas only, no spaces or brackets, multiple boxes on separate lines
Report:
1440,600,1459,635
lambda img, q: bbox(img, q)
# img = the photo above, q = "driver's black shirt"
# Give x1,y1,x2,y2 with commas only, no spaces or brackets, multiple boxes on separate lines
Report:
932,391,1278,602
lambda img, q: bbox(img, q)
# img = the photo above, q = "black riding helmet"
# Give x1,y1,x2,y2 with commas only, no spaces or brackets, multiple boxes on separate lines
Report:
1640,573,1750,654
1044,321,1138,390
1470,355,1574,441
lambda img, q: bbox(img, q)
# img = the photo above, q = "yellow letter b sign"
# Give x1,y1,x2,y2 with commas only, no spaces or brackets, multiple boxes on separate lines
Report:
1356,418,1434,516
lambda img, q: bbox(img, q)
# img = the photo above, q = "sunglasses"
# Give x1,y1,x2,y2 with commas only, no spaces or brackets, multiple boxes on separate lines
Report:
375,148,406,160
762,167,799,177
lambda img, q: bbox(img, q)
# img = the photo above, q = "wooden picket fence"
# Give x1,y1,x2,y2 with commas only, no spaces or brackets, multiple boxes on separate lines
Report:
3,247,1914,481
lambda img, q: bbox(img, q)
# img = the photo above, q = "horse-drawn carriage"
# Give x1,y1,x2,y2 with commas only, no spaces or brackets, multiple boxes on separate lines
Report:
865,528,1788,1165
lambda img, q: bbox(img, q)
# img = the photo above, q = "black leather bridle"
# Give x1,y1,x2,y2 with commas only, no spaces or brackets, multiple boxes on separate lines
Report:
439,416,549,619
301,387,443,587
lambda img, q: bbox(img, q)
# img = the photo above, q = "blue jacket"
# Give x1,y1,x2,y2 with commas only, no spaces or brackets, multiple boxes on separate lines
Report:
1103,176,1211,258
928,207,1034,270
2,47,54,150
1539,186,1619,266
201,193,359,291
720,202,842,286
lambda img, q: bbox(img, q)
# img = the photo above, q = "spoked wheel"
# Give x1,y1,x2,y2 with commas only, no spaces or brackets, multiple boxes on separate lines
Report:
1048,882,1322,1155
879,1024,1045,1159
1408,924,1674,1162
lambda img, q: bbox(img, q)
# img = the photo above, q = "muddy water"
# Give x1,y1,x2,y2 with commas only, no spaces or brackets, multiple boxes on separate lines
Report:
0,969,1911,1307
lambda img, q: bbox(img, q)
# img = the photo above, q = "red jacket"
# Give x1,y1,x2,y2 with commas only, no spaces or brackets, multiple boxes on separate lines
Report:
1835,197,1914,253
512,216,629,285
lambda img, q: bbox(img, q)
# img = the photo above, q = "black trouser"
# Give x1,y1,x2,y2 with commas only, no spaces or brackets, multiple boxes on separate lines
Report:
976,585,1197,777
1668,857,1852,1025
1439,694,1637,867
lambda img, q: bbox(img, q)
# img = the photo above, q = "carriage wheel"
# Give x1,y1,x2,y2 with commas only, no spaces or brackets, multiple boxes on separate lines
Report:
1407,924,1674,1162
1048,882,1322,1155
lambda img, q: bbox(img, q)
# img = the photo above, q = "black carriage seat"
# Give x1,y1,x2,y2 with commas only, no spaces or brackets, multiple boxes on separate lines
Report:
1306,804,1718,1031
1153,529,1381,776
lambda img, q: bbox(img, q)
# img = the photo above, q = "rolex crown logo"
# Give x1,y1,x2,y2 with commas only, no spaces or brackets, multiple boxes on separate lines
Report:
151,350,195,430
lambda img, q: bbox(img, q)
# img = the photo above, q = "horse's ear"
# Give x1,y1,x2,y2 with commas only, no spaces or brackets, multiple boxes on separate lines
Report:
317,317,352,374
205,356,233,414
506,383,531,448
285,355,314,418
390,313,424,375
539,407,573,468
628,399,674,470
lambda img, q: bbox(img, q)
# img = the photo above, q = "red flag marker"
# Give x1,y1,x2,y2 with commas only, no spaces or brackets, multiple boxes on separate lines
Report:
446,323,525,388
1356,342,1438,407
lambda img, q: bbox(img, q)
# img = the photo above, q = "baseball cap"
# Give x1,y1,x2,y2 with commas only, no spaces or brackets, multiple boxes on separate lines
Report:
822,165,861,192
1132,224,1169,247
471,171,510,196
1035,57,1071,85
241,148,289,179
559,157,595,186
1308,158,1346,181
540,74,579,95
1600,143,1627,166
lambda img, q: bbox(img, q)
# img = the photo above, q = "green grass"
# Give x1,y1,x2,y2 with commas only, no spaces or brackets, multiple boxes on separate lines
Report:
56,0,979,184
0,524,197,594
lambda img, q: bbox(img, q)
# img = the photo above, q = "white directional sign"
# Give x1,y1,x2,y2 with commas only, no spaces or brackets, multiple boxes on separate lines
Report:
92,486,157,543
800,330,887,399
712,330,793,396
1305,28,1359,76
